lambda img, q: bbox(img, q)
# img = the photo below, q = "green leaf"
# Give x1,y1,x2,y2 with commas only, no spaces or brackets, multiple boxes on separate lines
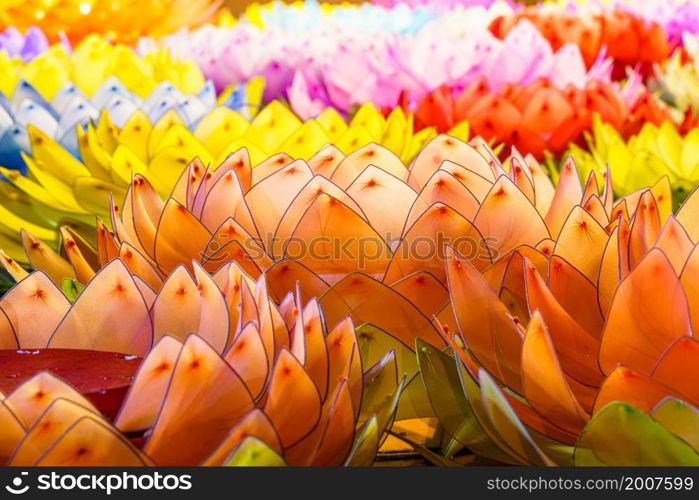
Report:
356,323,432,420
345,415,380,466
453,355,527,465
387,430,461,467
575,402,699,466
360,350,398,426
375,374,406,438
651,397,699,451
477,369,552,466
416,339,497,456
224,437,287,466
0,280,13,298
61,278,85,303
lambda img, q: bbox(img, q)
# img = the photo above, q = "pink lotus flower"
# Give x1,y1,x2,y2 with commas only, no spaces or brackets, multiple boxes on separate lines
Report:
145,11,611,119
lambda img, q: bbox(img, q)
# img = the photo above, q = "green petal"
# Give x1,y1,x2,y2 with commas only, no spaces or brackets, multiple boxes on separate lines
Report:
224,437,287,467
575,402,699,466
651,397,699,451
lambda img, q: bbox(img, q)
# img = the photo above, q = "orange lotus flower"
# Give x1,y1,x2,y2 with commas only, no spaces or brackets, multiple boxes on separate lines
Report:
411,77,670,160
419,171,699,465
0,0,221,44
489,8,671,79
4,135,676,351
3,135,629,437
2,137,541,335
0,260,402,465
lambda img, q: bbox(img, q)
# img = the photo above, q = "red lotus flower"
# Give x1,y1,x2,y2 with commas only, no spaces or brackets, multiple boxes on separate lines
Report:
411,77,670,159
490,8,672,80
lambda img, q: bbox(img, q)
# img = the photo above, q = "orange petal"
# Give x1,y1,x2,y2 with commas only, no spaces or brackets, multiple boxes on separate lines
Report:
522,312,589,434
0,401,26,463
544,157,583,238
224,322,269,399
408,135,494,190
264,259,330,303
438,160,494,202
597,219,630,317
319,273,443,347
5,372,97,428
250,153,294,185
388,271,449,318
114,336,183,433
593,366,679,414
676,185,699,242
326,317,362,417
549,255,605,339
599,249,691,375
680,244,699,336
200,167,259,238
152,265,228,352
346,165,416,242
96,219,119,268
446,250,523,392
524,260,603,387
246,160,313,244
119,243,163,290
654,216,694,274
130,175,165,261
34,416,146,466
59,227,97,284
628,190,661,268
153,198,212,275
202,408,282,466
331,143,406,189
651,336,699,406
291,297,329,400
509,157,535,206
384,203,492,284
552,206,608,282
481,246,549,292
48,260,152,356
524,153,555,215
581,195,610,227
310,379,356,466
308,145,345,178
406,170,481,231
283,194,391,279
10,398,98,466
218,148,252,192
144,335,254,465
474,176,549,261
263,349,322,448
0,251,29,282
273,175,366,258
0,272,70,348
21,231,75,285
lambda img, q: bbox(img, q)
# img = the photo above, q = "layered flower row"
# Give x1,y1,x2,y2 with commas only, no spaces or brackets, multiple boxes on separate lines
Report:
1,135,696,464
147,13,611,115
0,101,468,265
0,260,402,465
0,0,220,44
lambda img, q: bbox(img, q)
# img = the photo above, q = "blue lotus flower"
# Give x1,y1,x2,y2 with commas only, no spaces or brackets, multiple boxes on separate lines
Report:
0,77,259,174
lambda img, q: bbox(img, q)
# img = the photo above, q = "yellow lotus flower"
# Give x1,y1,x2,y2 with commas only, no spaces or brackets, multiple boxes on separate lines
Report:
656,33,699,119
0,0,220,44
0,36,205,100
0,101,468,264
565,115,699,205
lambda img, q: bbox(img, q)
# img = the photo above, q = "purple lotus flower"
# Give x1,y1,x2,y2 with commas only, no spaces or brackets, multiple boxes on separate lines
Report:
0,27,49,61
